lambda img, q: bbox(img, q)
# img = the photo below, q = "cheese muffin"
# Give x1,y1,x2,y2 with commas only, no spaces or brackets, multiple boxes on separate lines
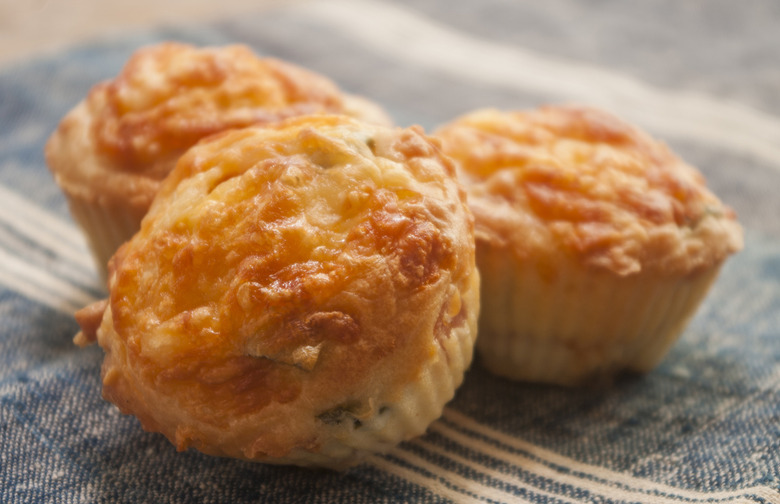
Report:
74,115,479,468
435,106,743,385
45,42,392,283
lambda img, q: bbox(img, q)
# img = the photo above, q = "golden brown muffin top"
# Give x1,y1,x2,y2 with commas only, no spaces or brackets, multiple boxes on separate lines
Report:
46,42,391,226
87,42,382,175
79,115,476,459
435,106,743,276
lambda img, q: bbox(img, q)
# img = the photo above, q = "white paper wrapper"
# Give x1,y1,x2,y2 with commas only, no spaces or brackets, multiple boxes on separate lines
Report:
65,192,142,285
475,245,721,385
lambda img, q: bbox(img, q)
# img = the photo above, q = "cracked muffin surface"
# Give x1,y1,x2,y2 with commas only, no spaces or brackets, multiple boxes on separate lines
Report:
76,115,479,467
45,42,392,282
435,106,742,385
436,106,742,277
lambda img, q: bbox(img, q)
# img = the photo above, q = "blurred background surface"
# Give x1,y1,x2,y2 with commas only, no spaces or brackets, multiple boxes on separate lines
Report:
0,0,285,65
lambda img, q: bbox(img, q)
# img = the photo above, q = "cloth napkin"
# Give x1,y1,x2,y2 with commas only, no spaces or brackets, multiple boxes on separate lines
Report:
2,0,779,502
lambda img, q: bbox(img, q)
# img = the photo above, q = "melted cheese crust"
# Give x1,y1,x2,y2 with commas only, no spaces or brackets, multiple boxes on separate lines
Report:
90,115,477,463
435,106,743,275
46,42,391,217
92,42,383,171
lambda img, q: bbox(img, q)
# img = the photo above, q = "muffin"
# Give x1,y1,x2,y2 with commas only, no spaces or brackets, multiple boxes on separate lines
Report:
435,105,743,385
73,115,479,468
45,42,392,283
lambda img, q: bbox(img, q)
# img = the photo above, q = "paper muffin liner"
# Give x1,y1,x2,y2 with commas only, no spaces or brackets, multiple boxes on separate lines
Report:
64,192,142,285
475,245,721,386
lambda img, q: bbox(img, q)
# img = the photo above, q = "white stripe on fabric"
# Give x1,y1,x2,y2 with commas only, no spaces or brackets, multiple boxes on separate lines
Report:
0,246,97,314
426,422,706,504
368,449,553,504
0,183,93,272
0,183,100,312
296,0,780,169
440,409,780,503
366,453,510,504
408,437,590,504
0,223,99,292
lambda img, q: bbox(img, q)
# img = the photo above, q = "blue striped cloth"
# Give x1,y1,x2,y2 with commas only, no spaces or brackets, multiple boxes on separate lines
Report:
2,1,779,502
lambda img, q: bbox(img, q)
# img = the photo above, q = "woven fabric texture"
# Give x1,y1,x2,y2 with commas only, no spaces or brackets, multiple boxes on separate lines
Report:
2,1,779,502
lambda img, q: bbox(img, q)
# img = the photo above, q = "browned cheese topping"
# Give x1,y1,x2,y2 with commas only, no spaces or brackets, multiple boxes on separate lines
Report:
436,106,743,276
89,42,349,175
82,115,475,458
